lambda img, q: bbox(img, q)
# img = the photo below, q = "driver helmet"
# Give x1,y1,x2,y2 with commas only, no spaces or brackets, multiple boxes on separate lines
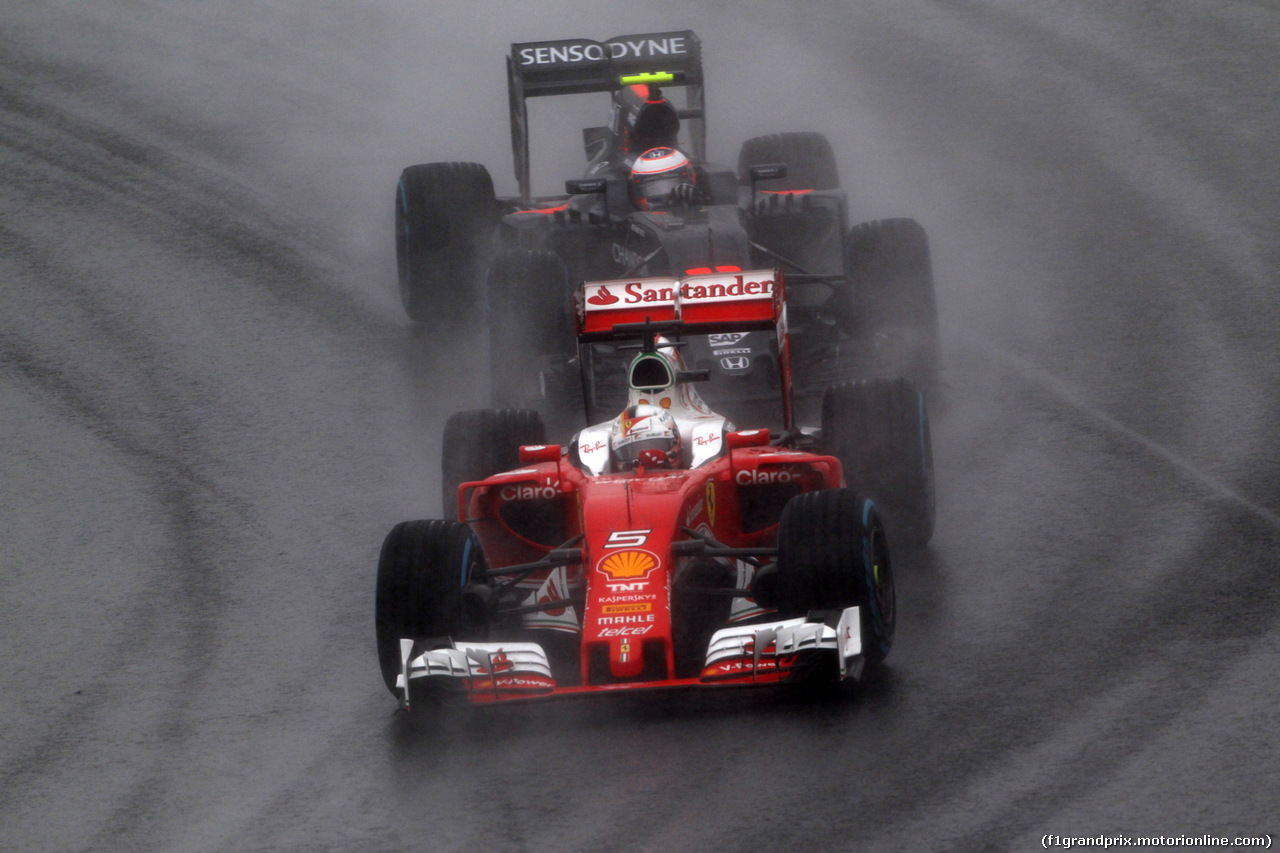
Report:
629,147,695,211
610,403,681,470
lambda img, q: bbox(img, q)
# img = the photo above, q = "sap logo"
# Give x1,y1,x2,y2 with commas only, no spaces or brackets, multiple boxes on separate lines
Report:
708,333,747,347
499,482,558,500
735,467,799,486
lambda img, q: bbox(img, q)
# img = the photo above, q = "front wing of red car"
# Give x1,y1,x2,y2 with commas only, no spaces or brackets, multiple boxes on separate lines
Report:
392,607,864,709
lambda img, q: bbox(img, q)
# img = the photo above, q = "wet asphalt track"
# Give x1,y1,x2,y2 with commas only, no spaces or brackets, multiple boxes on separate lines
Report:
2,2,1278,850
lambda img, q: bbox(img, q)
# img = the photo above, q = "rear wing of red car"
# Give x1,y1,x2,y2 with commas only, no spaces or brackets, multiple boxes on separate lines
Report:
575,268,796,428
507,31,705,200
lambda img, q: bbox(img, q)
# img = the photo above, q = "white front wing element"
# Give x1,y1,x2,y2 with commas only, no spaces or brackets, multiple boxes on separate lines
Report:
397,641,556,706
702,607,864,682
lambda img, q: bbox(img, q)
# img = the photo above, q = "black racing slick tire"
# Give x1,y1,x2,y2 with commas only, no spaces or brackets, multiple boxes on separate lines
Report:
485,249,574,411
844,217,941,391
822,378,935,548
375,519,487,695
395,161,497,325
768,489,895,665
738,131,840,191
440,408,547,518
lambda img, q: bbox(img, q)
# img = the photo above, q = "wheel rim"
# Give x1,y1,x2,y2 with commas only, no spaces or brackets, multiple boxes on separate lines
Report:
870,526,895,629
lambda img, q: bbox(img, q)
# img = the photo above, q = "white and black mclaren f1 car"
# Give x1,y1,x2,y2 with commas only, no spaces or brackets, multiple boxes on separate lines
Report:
394,30,942,432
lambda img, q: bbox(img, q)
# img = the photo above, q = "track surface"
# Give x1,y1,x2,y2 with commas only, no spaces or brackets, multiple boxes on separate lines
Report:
2,2,1278,850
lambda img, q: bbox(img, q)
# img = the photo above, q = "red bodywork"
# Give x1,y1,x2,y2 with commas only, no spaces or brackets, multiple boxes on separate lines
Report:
457,438,843,696
440,267,845,699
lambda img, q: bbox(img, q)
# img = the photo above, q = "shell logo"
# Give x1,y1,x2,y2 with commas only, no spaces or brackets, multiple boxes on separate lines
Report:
597,549,659,579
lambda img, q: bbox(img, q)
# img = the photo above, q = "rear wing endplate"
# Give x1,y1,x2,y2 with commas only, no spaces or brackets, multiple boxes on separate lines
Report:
508,31,705,199
576,268,795,428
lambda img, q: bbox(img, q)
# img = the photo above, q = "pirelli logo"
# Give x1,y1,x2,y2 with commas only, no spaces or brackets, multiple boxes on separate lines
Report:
602,602,652,615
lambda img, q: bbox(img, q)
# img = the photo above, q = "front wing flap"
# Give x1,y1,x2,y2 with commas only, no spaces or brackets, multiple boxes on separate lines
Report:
396,607,864,708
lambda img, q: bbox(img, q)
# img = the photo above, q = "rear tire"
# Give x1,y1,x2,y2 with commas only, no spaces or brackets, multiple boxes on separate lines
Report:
375,520,487,695
440,408,547,518
767,489,895,665
395,162,496,325
738,132,839,191
844,217,941,391
485,249,575,412
822,379,935,548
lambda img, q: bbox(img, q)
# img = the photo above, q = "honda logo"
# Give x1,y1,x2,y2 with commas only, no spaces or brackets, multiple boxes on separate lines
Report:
719,356,750,370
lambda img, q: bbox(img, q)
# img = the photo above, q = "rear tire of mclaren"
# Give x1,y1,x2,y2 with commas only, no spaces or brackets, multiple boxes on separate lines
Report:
763,489,895,666
822,378,935,549
737,131,840,190
485,248,575,414
843,217,942,394
395,162,497,326
440,408,547,518
375,519,487,696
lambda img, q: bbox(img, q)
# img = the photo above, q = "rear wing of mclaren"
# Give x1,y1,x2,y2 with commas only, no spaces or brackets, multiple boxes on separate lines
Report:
508,31,706,199
575,268,796,429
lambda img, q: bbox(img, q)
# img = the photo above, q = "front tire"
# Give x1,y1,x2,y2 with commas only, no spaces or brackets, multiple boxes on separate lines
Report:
395,162,496,325
375,520,487,695
767,489,895,665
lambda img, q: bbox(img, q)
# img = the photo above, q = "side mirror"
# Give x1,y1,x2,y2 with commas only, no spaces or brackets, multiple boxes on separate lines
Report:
725,429,770,449
566,178,607,195
519,444,563,464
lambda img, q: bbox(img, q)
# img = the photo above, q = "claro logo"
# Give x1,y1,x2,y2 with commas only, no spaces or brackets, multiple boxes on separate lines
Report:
735,468,799,485
499,482,558,500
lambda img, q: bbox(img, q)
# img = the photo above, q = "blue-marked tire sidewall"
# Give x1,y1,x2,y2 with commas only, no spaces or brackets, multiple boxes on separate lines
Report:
860,498,894,661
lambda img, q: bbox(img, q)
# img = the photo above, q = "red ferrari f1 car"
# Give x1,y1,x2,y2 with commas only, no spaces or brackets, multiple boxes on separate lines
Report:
375,268,932,708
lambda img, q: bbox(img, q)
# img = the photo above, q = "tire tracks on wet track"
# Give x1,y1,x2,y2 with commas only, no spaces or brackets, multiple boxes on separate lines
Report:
0,48,384,842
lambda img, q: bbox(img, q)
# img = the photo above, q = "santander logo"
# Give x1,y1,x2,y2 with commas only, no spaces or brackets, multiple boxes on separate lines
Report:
583,271,777,313
588,286,619,305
